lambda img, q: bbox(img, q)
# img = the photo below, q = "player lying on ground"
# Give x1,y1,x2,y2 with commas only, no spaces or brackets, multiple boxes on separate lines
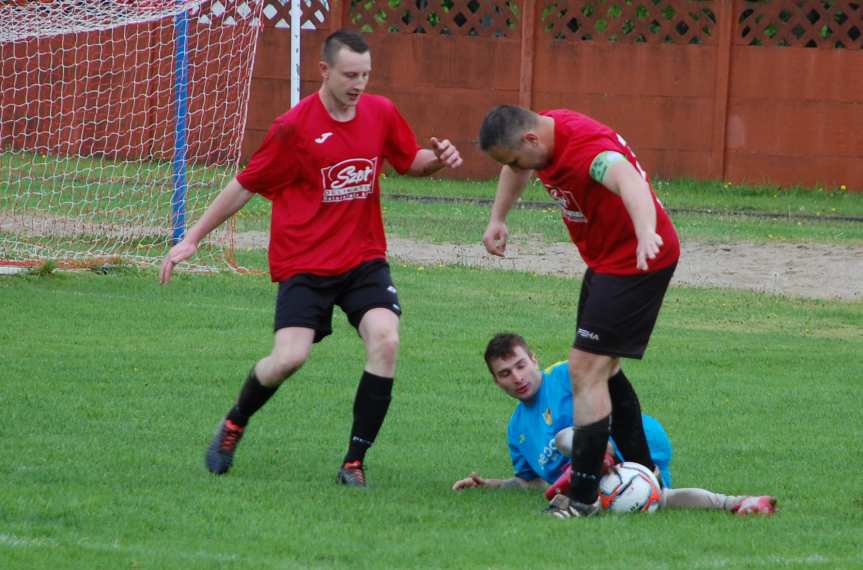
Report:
451,333,776,516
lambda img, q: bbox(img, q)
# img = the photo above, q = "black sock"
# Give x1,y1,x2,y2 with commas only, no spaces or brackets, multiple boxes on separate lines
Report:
226,367,278,427
343,371,393,464
568,416,611,504
608,369,656,472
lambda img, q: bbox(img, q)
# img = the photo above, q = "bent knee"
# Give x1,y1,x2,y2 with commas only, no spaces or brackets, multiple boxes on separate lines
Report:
555,427,574,456
368,330,400,360
269,350,309,380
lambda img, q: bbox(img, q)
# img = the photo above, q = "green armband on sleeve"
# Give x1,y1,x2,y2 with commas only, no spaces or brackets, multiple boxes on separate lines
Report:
589,151,626,184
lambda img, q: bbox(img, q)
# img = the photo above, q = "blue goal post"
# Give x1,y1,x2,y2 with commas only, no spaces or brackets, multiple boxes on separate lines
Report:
171,5,189,245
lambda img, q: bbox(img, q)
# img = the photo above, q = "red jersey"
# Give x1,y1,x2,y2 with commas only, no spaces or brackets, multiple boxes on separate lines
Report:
236,93,420,281
537,110,679,275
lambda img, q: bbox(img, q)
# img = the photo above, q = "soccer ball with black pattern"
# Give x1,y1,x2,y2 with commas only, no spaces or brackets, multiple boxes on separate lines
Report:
598,461,662,514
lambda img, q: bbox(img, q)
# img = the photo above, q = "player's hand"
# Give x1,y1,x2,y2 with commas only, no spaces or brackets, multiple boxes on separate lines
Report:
452,472,488,491
635,232,663,271
482,221,508,257
430,137,463,169
159,239,198,284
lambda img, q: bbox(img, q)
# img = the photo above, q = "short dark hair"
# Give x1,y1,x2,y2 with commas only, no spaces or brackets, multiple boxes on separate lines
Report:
321,29,369,65
478,105,539,151
484,332,531,374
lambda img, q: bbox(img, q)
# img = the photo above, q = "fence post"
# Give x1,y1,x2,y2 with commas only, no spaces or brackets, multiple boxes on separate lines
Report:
712,0,736,181
519,0,537,109
329,0,345,31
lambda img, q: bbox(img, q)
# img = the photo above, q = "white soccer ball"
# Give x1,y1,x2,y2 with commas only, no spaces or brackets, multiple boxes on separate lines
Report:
598,461,663,514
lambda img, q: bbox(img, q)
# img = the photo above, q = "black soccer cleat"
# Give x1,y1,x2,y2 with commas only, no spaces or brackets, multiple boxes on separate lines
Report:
337,460,367,487
544,494,601,519
205,419,245,475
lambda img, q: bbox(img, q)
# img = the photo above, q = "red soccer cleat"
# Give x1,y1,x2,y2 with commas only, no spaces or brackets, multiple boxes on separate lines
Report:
544,451,618,501
732,495,777,516
337,460,367,487
544,465,572,501
205,419,245,475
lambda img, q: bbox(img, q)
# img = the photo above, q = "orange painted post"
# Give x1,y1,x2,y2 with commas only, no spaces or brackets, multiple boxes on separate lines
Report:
329,0,345,32
712,0,735,181
519,0,537,109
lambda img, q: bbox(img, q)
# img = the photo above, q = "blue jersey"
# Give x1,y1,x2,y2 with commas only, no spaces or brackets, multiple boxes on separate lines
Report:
507,361,673,487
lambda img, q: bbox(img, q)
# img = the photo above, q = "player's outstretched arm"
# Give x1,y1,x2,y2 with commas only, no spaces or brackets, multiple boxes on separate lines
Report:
482,166,532,257
595,157,661,271
452,472,542,491
159,177,254,284
406,137,463,176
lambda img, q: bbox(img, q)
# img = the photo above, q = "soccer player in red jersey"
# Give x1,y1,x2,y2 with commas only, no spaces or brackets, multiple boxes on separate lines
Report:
160,30,462,485
478,105,679,516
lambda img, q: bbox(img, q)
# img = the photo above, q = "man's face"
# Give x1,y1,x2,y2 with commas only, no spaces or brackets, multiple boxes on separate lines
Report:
321,47,371,109
489,345,542,401
487,135,550,171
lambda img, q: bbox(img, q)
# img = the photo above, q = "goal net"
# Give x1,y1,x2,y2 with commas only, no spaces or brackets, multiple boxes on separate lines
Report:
0,0,265,270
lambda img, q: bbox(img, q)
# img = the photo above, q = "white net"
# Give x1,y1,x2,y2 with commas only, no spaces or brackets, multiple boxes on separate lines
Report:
0,0,265,269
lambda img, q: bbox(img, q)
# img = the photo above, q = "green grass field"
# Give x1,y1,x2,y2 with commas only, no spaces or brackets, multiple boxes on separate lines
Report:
3,172,863,568
2,261,862,568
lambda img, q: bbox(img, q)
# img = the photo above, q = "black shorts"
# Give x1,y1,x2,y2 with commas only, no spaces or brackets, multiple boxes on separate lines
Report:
274,259,401,343
573,263,676,359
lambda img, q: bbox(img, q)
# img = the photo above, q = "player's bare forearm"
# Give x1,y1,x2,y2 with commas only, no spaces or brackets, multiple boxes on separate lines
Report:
619,180,657,240
452,472,542,491
602,161,656,239
501,477,545,490
482,167,531,256
161,178,253,284
481,476,543,490
490,166,531,223
407,139,463,176
184,178,254,244
406,149,446,176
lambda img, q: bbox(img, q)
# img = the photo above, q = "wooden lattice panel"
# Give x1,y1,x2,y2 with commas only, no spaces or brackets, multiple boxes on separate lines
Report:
256,0,331,29
738,0,862,49
347,0,520,37
540,0,718,44
195,0,265,26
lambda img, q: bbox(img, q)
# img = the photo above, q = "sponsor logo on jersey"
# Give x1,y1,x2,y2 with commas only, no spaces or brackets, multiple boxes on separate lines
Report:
577,328,600,342
314,132,334,144
321,157,378,203
546,185,587,223
538,436,560,472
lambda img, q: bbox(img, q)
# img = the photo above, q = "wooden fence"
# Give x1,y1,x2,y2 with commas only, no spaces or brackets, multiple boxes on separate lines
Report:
246,0,863,190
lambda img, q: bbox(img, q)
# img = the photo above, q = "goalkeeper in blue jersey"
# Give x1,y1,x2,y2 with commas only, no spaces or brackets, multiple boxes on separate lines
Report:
451,333,776,516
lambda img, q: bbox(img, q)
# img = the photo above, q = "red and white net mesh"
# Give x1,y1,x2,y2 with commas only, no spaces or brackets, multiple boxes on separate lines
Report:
0,0,265,269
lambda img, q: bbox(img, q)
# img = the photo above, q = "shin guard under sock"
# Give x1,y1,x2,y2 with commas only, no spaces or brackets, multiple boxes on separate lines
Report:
226,367,278,427
344,371,393,464
608,369,656,472
569,416,611,504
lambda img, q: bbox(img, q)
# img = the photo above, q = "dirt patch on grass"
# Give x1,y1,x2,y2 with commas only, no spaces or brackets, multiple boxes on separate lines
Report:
233,231,861,301
387,237,863,301
5,210,859,300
